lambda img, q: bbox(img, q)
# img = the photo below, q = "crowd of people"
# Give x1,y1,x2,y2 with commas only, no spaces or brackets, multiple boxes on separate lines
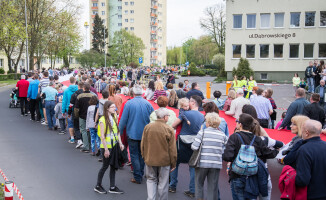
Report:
13,66,326,200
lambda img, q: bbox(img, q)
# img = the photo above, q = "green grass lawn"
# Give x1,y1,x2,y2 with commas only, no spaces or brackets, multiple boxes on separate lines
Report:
0,79,18,87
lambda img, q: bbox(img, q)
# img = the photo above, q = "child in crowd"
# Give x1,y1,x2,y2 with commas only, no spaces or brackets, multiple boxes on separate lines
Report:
55,96,66,134
275,112,287,130
213,90,225,110
178,98,191,125
299,79,306,89
86,95,101,156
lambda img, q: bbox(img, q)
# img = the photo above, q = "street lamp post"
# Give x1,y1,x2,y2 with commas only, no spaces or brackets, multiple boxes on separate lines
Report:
180,36,192,67
84,22,89,50
24,0,29,72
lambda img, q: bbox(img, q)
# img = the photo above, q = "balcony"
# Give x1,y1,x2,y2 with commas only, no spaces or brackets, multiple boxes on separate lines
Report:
151,39,158,43
91,7,98,10
151,30,157,34
150,13,157,17
92,0,98,1
91,15,95,18
150,47,157,51
151,22,158,26
152,5,158,9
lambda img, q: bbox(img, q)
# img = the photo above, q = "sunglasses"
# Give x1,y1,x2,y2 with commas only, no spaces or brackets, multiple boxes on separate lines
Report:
236,119,240,124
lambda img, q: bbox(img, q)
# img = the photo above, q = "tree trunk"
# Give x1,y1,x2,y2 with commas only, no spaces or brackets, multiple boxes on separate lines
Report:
7,54,12,73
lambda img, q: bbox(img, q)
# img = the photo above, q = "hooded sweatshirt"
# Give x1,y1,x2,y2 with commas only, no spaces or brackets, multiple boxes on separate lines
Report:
62,84,78,113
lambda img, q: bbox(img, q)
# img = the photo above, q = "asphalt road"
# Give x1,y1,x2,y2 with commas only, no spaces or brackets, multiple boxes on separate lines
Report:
0,77,292,200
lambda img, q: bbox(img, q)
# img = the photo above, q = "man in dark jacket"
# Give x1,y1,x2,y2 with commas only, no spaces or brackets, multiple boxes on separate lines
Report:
295,120,326,200
305,61,316,93
303,93,325,126
176,82,186,99
223,113,278,200
68,81,84,148
279,88,310,130
75,83,96,153
314,80,326,107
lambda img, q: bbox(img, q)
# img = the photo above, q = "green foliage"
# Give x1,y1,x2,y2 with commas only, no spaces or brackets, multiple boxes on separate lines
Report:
167,46,184,65
232,58,254,78
75,50,108,68
92,14,108,53
212,53,226,77
181,65,205,76
214,76,227,83
0,73,21,81
190,62,196,68
0,68,5,74
204,64,218,69
110,29,145,67
202,69,219,76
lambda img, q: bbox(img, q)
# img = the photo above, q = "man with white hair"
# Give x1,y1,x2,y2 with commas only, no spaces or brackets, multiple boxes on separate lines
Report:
141,108,177,200
119,85,154,184
16,74,30,116
295,120,326,199
225,88,250,119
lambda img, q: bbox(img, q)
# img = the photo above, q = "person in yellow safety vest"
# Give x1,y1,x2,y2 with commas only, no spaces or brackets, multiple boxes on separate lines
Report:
231,75,241,91
240,76,248,97
247,75,257,99
95,100,125,194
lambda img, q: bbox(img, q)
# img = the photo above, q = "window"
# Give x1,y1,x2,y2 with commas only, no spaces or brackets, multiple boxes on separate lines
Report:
92,3,98,7
304,44,314,58
92,11,98,15
101,2,105,6
260,44,269,58
125,10,128,14
319,44,326,58
289,44,299,58
130,18,134,23
130,27,134,31
0,59,3,67
118,6,122,10
158,4,162,8
246,45,255,58
130,1,134,5
274,13,284,28
125,27,128,31
305,12,315,27
130,10,134,14
321,11,326,26
125,2,128,5
247,14,256,28
102,11,105,15
232,45,241,58
233,15,242,28
290,12,300,27
125,19,128,22
274,44,283,58
261,73,268,80
118,23,122,27
260,13,270,28
118,15,122,19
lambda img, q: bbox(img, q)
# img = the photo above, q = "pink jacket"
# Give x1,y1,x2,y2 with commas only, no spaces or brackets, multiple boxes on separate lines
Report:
279,165,307,200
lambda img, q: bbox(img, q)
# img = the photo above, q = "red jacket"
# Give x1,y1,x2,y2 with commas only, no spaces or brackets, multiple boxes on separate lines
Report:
16,79,30,98
279,165,307,200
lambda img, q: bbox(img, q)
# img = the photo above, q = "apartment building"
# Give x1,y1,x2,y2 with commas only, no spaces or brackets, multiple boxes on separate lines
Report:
89,0,167,67
225,0,326,81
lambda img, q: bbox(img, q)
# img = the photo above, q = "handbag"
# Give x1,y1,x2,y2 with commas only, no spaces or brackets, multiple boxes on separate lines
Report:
270,110,277,121
188,129,205,168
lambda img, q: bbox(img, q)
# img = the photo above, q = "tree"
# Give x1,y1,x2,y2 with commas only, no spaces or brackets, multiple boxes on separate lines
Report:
200,4,226,53
191,36,218,65
0,1,26,73
212,53,226,77
233,58,254,78
110,29,145,66
92,14,108,53
167,46,185,65
76,50,108,68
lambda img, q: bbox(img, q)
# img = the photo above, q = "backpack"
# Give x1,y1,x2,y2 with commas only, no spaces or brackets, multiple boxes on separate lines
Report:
232,133,258,176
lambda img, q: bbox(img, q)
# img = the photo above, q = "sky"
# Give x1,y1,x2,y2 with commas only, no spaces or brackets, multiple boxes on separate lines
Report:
77,0,223,49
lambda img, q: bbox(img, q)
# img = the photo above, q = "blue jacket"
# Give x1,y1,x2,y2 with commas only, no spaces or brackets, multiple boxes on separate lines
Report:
62,85,78,114
118,96,154,140
27,80,40,99
280,98,309,129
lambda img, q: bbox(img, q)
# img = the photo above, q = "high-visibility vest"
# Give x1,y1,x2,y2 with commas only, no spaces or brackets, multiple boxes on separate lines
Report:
248,80,257,92
98,116,118,149
240,80,248,91
233,80,241,89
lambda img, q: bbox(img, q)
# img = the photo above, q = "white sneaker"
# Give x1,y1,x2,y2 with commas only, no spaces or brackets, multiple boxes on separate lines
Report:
75,140,83,149
41,121,48,125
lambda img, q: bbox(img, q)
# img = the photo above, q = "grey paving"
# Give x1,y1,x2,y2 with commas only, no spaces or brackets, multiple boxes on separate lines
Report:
0,78,290,200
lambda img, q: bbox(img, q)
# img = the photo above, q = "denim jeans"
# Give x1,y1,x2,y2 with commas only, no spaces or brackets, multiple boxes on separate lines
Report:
79,118,90,150
169,163,195,194
45,101,56,129
230,177,246,200
307,77,315,92
59,118,66,132
128,139,144,182
89,128,100,153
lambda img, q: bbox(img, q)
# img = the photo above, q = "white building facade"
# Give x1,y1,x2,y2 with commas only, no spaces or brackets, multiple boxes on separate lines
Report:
225,0,326,81
89,0,167,67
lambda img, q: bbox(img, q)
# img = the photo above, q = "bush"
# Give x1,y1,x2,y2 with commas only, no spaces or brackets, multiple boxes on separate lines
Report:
0,73,21,81
203,64,218,69
202,69,219,76
232,58,254,78
212,54,226,77
0,68,4,74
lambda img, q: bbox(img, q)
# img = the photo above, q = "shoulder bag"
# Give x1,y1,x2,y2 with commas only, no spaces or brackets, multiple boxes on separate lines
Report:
188,129,205,168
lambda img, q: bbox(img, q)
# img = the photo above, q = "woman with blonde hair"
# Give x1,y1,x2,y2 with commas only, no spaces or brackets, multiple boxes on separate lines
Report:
152,81,167,101
108,84,123,114
223,90,236,111
281,115,310,166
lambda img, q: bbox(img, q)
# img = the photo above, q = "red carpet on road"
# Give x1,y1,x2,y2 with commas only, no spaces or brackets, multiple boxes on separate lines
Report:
62,80,326,144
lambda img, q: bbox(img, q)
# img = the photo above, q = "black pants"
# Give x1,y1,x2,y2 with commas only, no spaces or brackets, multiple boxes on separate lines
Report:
72,114,81,140
20,97,28,115
30,99,41,121
258,119,269,128
97,148,116,188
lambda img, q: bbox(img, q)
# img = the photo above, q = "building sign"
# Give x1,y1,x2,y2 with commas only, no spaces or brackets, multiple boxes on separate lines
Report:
249,33,296,39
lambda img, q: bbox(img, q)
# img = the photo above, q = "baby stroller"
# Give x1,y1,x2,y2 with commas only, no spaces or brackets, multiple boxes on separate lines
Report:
9,88,20,108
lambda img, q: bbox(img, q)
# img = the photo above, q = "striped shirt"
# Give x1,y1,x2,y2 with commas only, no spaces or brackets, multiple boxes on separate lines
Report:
39,78,50,92
191,127,228,169
152,89,167,101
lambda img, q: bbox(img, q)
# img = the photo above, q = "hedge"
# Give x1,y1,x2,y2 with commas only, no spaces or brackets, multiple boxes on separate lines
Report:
0,73,22,81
